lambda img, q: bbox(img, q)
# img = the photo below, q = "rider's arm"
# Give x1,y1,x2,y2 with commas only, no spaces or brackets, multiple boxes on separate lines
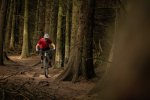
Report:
36,38,42,51
48,39,55,50
36,39,41,51
36,43,39,51
50,43,55,50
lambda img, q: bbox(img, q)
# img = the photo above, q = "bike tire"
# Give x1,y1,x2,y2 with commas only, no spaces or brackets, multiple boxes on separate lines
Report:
44,68,49,78
44,57,49,78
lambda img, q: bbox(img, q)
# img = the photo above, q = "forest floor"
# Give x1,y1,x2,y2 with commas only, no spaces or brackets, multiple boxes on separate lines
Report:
0,55,95,100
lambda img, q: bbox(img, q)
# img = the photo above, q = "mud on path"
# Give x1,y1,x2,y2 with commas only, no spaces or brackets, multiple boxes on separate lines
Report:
0,56,95,100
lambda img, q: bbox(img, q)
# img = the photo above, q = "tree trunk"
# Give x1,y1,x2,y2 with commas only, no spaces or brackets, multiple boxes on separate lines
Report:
9,0,16,50
55,0,64,68
0,0,2,9
44,0,51,33
17,0,24,46
4,0,13,54
38,0,46,32
0,0,8,65
21,0,29,58
49,0,59,64
58,0,95,82
49,0,58,43
65,0,72,63
83,0,95,79
34,0,39,35
33,0,40,53
70,0,79,49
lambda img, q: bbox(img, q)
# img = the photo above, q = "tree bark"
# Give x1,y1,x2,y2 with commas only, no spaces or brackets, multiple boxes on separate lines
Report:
4,0,13,54
38,0,46,32
55,0,64,68
70,0,79,49
17,0,24,46
49,0,58,43
0,0,8,65
44,0,51,33
82,0,95,79
9,0,16,50
65,0,72,63
0,1,2,9
32,0,40,53
48,0,59,64
34,0,39,35
21,0,29,58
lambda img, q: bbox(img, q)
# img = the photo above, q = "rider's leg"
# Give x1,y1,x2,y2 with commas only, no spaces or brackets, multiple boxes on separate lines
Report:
49,59,52,68
41,55,43,62
41,55,44,68
39,49,44,61
48,51,53,68
39,49,44,68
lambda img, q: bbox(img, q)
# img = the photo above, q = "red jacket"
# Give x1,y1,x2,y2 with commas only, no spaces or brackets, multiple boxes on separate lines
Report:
37,38,52,49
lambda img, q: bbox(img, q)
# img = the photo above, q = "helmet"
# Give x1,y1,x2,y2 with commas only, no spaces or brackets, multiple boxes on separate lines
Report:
44,33,49,39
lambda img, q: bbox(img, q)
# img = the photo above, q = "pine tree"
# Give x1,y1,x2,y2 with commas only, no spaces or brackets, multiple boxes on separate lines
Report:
21,0,29,58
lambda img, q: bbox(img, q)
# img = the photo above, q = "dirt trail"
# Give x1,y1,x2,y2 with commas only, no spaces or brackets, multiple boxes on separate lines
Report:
0,56,95,100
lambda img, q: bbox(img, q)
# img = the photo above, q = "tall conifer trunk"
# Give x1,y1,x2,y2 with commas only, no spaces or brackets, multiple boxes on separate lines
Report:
4,0,13,55
55,0,64,68
70,0,79,49
9,0,16,50
0,0,8,65
49,0,59,43
38,0,46,32
65,0,72,63
21,0,29,58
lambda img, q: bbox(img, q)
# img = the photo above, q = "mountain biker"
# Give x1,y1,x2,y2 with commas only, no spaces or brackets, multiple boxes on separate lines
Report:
36,33,55,67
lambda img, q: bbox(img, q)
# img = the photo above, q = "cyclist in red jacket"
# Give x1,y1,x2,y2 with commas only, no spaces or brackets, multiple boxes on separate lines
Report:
36,33,55,64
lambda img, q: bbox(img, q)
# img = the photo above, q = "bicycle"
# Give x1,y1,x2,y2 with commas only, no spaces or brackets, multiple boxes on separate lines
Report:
41,49,54,78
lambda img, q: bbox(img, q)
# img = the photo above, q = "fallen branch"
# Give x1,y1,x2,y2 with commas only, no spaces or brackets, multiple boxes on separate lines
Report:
0,72,20,81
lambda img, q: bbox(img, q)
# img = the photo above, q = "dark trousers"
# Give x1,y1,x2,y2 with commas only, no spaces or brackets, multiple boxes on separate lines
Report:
39,48,52,60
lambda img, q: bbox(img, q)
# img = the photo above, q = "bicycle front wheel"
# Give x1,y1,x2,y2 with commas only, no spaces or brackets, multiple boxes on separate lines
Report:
43,57,49,78
44,67,48,78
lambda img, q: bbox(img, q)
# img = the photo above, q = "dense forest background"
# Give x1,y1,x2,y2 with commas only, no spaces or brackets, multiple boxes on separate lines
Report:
0,0,118,82
1,0,150,100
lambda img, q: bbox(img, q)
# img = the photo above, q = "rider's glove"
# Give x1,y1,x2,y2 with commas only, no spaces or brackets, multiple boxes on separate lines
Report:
53,48,56,51
36,47,39,52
